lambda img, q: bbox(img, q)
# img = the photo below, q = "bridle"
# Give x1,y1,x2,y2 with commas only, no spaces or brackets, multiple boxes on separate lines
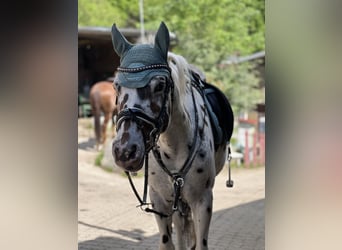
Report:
115,63,202,218
115,64,175,217
115,64,174,152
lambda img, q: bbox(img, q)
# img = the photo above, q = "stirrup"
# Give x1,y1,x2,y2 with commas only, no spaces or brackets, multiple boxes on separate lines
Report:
226,146,234,188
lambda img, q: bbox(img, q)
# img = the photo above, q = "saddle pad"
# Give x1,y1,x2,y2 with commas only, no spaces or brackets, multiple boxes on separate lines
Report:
191,71,234,146
204,82,234,145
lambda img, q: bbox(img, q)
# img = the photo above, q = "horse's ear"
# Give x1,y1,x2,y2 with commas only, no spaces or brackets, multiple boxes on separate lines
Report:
154,22,170,60
111,23,132,57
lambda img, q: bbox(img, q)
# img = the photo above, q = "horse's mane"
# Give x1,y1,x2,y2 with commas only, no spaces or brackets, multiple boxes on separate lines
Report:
167,52,192,122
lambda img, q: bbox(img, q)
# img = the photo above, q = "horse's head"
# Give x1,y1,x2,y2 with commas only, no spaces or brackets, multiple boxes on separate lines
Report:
111,22,173,172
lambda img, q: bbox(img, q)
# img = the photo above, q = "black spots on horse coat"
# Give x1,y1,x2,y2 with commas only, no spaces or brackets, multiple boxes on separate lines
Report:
203,238,207,247
197,168,204,173
164,152,170,159
151,171,156,175
204,118,209,127
121,132,130,144
151,101,161,114
137,85,152,100
166,225,171,236
123,121,131,131
201,105,206,113
162,235,169,244
199,149,206,158
199,127,204,140
207,206,212,213
120,94,129,110
205,178,211,189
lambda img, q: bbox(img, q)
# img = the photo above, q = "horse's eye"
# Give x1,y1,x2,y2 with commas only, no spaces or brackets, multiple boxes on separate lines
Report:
154,83,165,93
153,76,167,93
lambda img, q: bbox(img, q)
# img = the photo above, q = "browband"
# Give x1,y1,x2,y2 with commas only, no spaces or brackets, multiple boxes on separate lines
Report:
117,64,170,73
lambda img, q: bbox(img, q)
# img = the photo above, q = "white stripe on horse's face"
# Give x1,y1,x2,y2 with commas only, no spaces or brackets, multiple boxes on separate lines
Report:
112,75,171,172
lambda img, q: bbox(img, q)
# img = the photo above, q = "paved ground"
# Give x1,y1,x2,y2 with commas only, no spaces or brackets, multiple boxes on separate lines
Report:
78,118,265,250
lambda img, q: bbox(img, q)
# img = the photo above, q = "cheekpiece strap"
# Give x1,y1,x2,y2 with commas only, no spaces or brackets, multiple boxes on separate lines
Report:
117,64,170,73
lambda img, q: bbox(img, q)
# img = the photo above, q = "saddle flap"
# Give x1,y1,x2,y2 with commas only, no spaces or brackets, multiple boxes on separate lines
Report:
205,82,234,145
191,71,234,146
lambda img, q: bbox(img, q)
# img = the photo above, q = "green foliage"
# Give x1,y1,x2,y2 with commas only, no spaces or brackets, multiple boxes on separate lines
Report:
78,0,265,114
78,0,127,27
207,62,263,115
94,150,104,166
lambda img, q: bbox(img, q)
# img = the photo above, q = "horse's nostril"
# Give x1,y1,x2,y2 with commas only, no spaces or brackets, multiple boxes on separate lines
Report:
114,143,139,161
131,144,137,154
128,144,137,159
113,144,120,158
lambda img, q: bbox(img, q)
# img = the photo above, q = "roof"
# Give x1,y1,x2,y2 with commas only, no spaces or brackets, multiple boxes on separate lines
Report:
222,51,265,65
78,26,177,42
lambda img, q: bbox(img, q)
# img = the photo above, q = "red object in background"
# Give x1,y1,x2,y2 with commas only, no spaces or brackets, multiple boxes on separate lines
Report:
244,130,250,167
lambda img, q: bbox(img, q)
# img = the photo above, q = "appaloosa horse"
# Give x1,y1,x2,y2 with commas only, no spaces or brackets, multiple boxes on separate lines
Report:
89,81,118,150
111,22,233,250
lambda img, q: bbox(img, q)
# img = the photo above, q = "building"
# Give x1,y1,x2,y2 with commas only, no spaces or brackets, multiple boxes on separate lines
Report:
222,51,265,165
78,26,176,116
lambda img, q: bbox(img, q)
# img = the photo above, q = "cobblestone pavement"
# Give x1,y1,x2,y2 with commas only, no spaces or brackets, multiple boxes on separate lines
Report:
78,119,265,250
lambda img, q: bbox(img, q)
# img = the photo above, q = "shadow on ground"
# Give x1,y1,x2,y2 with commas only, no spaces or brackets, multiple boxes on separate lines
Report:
78,199,264,250
78,138,96,150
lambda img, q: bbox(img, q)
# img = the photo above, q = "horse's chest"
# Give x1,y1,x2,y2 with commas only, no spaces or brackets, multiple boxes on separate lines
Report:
148,146,215,202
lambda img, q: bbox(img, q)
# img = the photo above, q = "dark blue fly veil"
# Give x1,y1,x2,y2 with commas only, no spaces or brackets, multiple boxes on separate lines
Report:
111,21,236,249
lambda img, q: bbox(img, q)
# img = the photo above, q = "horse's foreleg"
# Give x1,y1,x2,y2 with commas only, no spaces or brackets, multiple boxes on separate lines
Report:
101,113,111,144
111,112,116,138
172,212,187,250
154,215,175,250
191,190,213,250
173,211,195,250
150,191,175,250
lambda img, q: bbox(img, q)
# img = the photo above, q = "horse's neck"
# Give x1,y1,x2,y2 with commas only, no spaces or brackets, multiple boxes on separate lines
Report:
158,89,193,163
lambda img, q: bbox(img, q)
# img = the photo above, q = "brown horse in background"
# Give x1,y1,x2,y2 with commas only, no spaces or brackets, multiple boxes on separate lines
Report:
89,81,118,150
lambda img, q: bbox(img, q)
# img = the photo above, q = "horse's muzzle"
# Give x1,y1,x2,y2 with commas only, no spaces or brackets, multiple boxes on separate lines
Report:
112,141,145,172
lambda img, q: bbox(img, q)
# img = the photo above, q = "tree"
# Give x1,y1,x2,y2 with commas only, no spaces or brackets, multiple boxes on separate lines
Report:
78,0,127,27
78,0,265,115
142,0,265,115
208,62,263,116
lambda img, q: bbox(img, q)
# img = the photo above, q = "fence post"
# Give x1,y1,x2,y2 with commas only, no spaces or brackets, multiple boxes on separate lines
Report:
253,132,257,166
244,130,250,167
259,133,265,166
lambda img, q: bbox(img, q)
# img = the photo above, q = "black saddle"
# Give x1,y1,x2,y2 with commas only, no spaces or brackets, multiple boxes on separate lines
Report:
191,71,234,148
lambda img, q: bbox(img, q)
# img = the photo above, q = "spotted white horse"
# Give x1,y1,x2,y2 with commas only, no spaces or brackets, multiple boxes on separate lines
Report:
112,22,232,250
